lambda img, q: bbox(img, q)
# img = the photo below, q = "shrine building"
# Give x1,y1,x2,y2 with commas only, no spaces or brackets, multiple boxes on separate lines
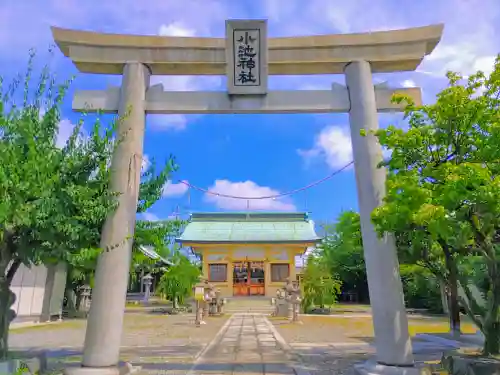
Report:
176,212,320,298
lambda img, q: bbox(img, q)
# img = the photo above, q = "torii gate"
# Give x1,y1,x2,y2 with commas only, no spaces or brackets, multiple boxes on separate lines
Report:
51,20,443,375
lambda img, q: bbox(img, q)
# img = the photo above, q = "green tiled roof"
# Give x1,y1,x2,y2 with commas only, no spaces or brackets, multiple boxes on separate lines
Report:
176,212,320,244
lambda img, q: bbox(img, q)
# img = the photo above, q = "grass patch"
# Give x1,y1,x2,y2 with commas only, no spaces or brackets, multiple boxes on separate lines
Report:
125,302,142,307
49,355,83,364
331,304,371,310
133,356,193,363
268,316,290,322
456,348,500,360
408,320,477,335
5,351,31,360
290,316,477,336
10,320,84,333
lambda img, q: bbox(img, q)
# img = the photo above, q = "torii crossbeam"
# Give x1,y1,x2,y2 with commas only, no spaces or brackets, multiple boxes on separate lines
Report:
73,84,422,114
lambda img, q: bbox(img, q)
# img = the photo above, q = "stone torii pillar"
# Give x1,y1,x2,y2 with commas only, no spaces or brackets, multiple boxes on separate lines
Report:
67,63,150,375
345,61,414,372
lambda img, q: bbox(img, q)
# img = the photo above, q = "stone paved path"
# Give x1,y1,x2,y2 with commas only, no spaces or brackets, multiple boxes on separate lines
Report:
187,313,300,375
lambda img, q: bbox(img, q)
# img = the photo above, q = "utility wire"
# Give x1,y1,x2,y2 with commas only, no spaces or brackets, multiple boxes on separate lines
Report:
177,160,353,200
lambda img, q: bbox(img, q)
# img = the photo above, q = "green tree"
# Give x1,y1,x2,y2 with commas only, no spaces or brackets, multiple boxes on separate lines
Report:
301,254,342,312
129,218,185,287
66,159,182,307
317,211,368,302
0,53,117,359
372,56,500,355
395,227,458,330
399,264,443,313
318,211,442,311
156,252,200,308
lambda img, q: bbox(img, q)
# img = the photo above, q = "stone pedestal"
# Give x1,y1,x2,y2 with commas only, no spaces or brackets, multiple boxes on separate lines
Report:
212,290,224,315
209,302,217,315
63,362,140,375
354,362,423,375
441,353,500,375
273,288,288,317
195,300,204,326
275,300,288,317
345,60,414,367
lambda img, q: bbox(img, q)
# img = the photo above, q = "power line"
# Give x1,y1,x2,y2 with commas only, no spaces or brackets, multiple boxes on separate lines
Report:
177,160,353,200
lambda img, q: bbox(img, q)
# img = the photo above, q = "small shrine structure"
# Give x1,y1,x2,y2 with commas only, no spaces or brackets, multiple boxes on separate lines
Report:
176,212,320,298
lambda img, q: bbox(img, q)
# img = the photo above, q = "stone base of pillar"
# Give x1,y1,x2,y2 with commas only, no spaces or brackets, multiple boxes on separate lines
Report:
63,363,142,375
354,361,425,375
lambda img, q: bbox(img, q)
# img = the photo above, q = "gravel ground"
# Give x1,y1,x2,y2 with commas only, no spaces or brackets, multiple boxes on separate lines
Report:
271,315,477,375
271,316,376,344
9,312,230,374
272,316,477,344
292,350,372,375
9,313,470,375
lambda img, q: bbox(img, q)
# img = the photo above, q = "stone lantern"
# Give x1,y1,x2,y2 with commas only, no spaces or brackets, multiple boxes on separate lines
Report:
285,278,301,322
79,285,92,316
273,286,288,317
193,280,208,326
209,288,225,316
142,273,153,304
203,281,216,320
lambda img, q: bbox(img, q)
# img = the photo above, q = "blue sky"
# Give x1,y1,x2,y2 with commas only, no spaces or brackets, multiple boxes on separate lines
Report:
1,0,499,225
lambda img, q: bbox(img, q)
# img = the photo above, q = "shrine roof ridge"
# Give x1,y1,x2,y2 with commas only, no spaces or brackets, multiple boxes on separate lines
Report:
50,23,444,75
189,212,311,222
176,212,320,244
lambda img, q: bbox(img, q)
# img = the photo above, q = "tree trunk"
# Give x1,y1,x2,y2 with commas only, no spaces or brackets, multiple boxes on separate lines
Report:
74,288,83,312
442,244,461,338
173,295,178,309
482,253,500,355
65,288,77,312
483,320,500,356
0,259,20,361
448,271,461,338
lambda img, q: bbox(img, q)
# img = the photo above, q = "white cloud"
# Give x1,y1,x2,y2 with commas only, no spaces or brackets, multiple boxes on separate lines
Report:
141,154,150,171
0,0,234,59
158,21,196,37
299,125,394,170
420,46,497,78
473,56,497,76
401,79,416,88
141,212,160,222
56,119,75,148
295,246,316,267
55,119,88,148
149,22,222,131
382,147,392,160
266,0,499,90
205,180,296,211
149,114,189,131
155,22,221,97
298,126,353,169
162,180,189,198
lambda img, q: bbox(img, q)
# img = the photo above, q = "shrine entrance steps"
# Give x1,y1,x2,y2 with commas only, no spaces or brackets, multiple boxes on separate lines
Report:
225,296,275,315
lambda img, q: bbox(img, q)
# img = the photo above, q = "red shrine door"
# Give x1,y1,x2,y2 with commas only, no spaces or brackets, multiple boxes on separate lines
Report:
232,261,265,296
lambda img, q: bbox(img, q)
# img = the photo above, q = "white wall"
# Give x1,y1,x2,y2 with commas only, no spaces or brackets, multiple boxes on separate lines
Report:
10,263,67,321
